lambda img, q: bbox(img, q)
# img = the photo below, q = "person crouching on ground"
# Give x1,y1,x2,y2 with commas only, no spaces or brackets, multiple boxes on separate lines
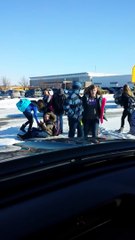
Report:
38,112,56,136
18,112,56,140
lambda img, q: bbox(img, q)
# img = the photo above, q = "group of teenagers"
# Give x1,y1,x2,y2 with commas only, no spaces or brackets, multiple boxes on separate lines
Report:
17,82,135,141
17,81,107,141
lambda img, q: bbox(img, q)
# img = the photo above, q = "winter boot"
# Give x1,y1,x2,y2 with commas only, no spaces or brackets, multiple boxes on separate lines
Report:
117,127,124,133
17,134,25,140
20,124,26,133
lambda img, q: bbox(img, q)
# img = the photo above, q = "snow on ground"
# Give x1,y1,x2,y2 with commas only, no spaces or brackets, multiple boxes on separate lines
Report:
0,95,135,152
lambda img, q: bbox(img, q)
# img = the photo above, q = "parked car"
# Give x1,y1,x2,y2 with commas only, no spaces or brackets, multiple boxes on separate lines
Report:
20,90,25,97
25,88,43,98
101,87,116,94
0,91,11,99
7,90,21,98
110,87,123,93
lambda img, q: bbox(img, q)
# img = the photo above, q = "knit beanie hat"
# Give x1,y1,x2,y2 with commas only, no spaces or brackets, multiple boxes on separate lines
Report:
72,81,82,90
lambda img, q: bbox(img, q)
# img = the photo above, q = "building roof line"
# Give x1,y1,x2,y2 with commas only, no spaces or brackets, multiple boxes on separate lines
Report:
30,72,90,79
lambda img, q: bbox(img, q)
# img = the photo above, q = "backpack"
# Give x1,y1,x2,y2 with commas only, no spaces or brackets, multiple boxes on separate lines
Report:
114,89,123,106
16,99,31,112
114,96,122,105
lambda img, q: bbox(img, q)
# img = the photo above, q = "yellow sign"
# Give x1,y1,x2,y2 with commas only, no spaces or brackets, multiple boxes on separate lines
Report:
132,65,135,83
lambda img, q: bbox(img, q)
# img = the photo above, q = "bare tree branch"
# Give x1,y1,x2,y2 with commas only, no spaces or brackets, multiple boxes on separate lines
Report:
2,77,10,89
19,77,29,90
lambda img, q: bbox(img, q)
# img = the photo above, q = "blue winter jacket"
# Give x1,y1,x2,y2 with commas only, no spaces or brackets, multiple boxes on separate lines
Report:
64,89,83,119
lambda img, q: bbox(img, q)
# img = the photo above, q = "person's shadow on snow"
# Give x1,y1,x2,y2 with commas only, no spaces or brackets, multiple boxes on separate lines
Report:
0,126,20,140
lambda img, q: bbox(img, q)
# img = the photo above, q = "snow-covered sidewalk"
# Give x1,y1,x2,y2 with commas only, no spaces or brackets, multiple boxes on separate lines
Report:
0,96,135,152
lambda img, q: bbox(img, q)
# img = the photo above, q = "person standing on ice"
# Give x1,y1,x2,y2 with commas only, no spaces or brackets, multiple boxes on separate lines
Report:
82,84,107,138
52,88,66,134
42,88,54,113
64,81,84,138
117,84,135,133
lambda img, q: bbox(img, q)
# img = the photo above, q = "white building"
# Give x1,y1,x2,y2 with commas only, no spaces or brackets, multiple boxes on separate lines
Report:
29,72,134,89
92,74,133,88
30,72,93,89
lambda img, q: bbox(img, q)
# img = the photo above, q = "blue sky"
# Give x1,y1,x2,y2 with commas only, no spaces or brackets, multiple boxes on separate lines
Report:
0,0,135,84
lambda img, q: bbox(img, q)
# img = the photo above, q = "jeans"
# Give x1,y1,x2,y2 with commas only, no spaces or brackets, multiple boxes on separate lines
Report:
68,117,84,138
22,127,49,139
56,114,63,133
83,119,99,138
23,111,33,132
